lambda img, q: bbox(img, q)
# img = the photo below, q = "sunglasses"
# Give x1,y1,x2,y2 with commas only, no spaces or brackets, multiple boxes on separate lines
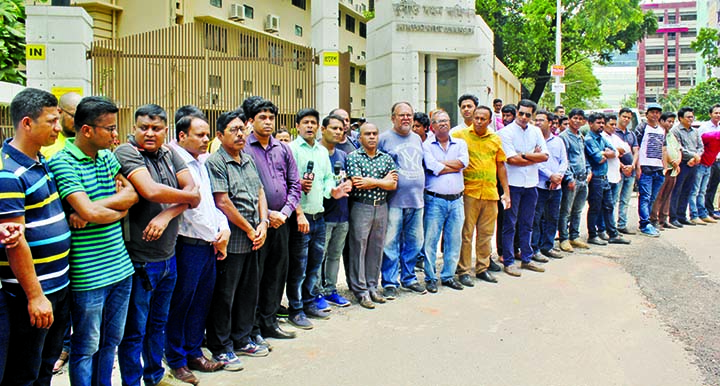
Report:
518,111,533,118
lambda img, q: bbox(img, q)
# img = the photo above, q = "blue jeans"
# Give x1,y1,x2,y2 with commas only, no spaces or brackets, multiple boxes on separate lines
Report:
690,164,711,219
587,178,619,238
637,169,665,228
532,188,562,253
318,221,349,295
165,242,216,369
287,215,326,313
0,290,9,383
595,182,620,233
422,194,464,283
503,186,538,266
558,180,588,241
382,207,424,288
616,174,635,229
69,276,132,386
118,257,177,386
670,163,698,222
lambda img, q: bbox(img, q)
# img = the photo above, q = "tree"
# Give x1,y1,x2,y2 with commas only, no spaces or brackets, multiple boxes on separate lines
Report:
620,92,637,108
691,27,720,77
0,0,27,85
657,89,683,113
538,59,602,110
681,78,720,121
476,0,657,102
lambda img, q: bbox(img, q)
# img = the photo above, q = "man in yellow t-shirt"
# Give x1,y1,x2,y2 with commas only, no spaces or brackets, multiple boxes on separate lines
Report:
452,106,511,285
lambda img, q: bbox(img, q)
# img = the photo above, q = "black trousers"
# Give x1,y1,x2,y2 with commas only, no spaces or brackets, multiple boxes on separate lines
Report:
253,224,289,336
704,160,720,214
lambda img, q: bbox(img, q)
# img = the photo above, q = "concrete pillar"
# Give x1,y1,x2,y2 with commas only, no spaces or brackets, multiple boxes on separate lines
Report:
311,0,339,117
25,6,93,97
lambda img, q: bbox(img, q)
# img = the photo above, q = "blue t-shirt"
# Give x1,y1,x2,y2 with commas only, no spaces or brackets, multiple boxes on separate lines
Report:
378,129,425,209
323,149,349,223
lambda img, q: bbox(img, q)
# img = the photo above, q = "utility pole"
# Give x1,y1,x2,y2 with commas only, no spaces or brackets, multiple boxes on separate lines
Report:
554,0,562,107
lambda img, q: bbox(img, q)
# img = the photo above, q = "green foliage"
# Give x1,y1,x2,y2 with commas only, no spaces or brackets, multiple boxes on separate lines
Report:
620,92,638,108
363,10,375,20
0,0,27,85
476,0,657,102
539,59,601,110
681,78,720,121
691,27,720,77
657,89,683,113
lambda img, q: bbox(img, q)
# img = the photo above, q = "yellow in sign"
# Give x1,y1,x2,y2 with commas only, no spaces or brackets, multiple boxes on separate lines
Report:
323,52,339,66
26,44,46,60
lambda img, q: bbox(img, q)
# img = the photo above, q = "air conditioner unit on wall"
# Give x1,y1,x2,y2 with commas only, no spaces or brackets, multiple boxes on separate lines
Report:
229,3,244,21
265,14,280,33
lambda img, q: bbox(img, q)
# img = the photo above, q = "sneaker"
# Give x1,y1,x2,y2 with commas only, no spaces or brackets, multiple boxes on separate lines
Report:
276,305,289,319
531,252,549,263
324,291,350,307
253,334,273,352
608,236,631,244
521,261,546,272
504,265,521,277
289,312,314,329
640,225,660,237
401,282,427,294
235,341,269,357
559,240,574,252
570,238,589,249
617,227,636,235
314,294,331,311
212,352,244,372
383,286,398,300
304,303,331,320
598,231,609,241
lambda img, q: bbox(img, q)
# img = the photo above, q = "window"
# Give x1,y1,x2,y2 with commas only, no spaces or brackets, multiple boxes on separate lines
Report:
646,80,664,87
361,99,366,107
210,0,221,7
680,13,696,21
241,37,258,57
296,88,303,99
295,25,303,37
359,22,367,38
350,66,355,83
646,48,664,55
268,42,283,66
292,0,306,10
204,24,227,52
657,15,664,23
646,64,663,71
681,63,696,70
668,32,675,40
244,5,254,19
681,46,695,54
359,69,366,85
667,64,676,72
667,78,676,87
292,49,307,71
271,84,281,95
243,80,253,93
347,45,353,55
361,51,366,59
646,96,657,103
680,79,693,86
209,75,222,89
346,15,356,33
667,14,676,23
668,47,676,56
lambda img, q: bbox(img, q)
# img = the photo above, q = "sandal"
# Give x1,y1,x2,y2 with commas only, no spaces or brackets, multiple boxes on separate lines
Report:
53,351,69,374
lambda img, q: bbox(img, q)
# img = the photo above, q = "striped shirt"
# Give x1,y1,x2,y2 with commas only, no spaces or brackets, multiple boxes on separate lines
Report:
48,139,134,291
0,139,71,295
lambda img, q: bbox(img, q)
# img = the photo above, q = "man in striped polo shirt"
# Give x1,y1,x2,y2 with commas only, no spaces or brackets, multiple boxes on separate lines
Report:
0,88,72,386
48,96,138,386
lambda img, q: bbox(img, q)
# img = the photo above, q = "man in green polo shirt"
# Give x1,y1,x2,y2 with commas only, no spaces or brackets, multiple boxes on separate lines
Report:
48,96,138,386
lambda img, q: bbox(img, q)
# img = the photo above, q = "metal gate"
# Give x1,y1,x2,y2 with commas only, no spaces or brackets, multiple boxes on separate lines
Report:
88,21,317,140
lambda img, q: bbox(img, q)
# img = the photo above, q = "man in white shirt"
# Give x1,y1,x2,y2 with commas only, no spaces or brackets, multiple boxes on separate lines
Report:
449,94,479,135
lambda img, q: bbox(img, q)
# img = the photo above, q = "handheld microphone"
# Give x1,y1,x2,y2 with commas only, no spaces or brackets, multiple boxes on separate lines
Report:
333,160,345,186
303,161,315,181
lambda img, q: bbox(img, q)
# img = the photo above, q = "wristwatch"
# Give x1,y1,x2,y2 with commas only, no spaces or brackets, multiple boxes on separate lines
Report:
521,153,527,160
262,218,270,225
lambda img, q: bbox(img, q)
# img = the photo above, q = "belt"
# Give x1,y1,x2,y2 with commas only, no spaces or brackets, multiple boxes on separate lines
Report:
424,190,463,201
591,175,607,180
178,235,213,246
575,174,588,181
353,197,387,206
304,212,324,221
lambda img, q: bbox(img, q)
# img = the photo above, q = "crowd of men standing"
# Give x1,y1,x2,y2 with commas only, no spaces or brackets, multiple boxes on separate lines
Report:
1,87,719,386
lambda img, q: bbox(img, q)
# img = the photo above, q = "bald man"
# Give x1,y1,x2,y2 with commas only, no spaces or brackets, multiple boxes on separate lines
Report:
41,92,82,160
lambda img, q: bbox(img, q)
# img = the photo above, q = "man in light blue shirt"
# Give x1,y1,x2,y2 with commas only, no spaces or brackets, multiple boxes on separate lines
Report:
497,99,549,277
421,111,468,292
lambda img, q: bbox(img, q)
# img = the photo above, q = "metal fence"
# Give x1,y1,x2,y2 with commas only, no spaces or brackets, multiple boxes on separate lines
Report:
0,106,12,143
89,21,317,141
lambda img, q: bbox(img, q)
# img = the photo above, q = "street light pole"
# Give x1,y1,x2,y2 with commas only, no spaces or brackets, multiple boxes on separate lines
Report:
554,0,562,107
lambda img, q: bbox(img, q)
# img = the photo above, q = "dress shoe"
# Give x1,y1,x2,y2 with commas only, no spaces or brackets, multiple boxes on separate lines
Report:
170,366,199,385
617,227,636,235
662,221,678,229
441,278,465,290
488,258,502,272
425,281,438,293
608,236,631,244
188,355,224,372
369,290,386,303
541,249,563,259
670,220,684,228
531,253,549,263
598,231,609,241
358,295,375,309
504,265,521,277
402,282,427,294
587,237,607,246
702,216,718,223
521,261,545,272
458,274,474,287
559,240,574,252
262,326,296,339
570,238,589,249
678,219,695,226
475,271,498,283
690,218,707,226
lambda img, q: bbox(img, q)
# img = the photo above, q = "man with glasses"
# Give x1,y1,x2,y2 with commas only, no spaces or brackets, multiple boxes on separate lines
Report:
48,96,138,386
669,107,704,227
115,104,201,386
421,111,468,292
497,99,548,277
41,92,81,160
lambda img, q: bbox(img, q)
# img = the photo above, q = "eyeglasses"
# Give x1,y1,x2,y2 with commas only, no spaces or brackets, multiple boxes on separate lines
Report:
60,109,75,118
227,126,247,134
518,111,533,118
91,124,117,133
